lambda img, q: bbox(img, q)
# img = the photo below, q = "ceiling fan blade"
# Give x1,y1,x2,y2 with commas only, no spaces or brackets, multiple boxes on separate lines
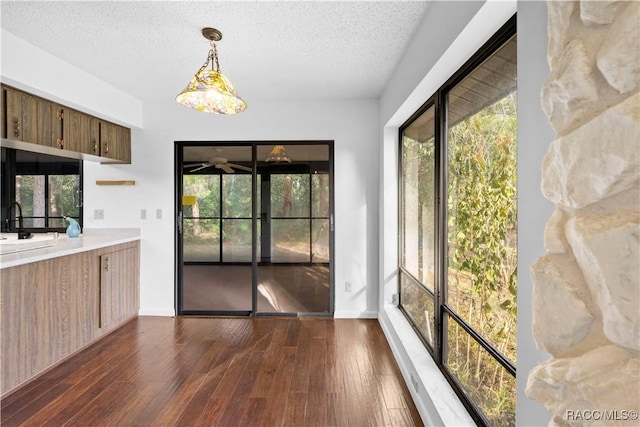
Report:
216,164,235,174
227,163,252,172
183,163,205,168
189,164,213,172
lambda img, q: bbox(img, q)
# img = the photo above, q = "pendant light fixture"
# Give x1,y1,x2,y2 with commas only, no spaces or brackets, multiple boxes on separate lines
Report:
176,27,247,114
265,145,292,163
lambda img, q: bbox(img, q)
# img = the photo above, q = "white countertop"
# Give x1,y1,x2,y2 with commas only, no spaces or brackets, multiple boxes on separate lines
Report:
0,228,141,269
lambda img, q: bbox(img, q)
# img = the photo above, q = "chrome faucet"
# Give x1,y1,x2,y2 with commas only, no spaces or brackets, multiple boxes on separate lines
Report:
4,201,31,240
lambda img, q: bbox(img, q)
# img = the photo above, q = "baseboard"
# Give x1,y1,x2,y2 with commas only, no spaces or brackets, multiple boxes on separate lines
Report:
333,310,378,319
138,307,175,316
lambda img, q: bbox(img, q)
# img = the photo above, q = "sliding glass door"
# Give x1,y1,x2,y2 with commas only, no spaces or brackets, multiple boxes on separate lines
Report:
256,145,331,314
176,142,333,316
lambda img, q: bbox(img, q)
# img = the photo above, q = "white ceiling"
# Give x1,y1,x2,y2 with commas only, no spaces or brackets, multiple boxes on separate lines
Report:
1,1,429,104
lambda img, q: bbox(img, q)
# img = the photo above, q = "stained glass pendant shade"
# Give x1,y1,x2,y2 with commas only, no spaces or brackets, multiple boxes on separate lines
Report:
176,27,247,114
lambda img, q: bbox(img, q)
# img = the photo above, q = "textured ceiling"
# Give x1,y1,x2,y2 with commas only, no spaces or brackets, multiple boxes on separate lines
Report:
1,1,429,103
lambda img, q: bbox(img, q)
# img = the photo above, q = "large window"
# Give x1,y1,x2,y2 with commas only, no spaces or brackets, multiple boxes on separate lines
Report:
399,19,516,426
1,148,82,232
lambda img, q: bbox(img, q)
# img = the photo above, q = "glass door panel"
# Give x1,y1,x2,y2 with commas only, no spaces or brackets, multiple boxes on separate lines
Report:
182,174,220,263
311,173,330,263
256,144,331,314
180,145,253,313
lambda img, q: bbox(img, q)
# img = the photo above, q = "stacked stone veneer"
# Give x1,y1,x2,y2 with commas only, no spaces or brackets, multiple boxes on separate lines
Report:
526,1,639,426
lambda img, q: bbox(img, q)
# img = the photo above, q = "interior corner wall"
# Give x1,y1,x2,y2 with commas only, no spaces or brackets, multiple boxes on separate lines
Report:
82,98,380,318
515,2,555,426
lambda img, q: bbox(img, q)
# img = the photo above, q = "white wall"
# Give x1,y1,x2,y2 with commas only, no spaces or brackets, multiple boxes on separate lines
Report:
377,0,552,425
84,99,381,317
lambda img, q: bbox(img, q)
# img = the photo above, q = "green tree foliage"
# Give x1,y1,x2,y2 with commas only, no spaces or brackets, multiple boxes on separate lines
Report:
447,92,517,426
447,92,517,361
401,92,517,426
14,174,79,227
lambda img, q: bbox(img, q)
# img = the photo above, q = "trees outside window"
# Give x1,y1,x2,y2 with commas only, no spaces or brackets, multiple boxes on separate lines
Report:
399,20,516,427
1,148,81,232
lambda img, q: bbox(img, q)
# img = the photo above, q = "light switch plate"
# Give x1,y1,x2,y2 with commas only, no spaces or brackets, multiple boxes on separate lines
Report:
94,209,104,220
156,208,162,220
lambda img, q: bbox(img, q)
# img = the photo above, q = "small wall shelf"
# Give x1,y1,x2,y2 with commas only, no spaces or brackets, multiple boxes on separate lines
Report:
95,180,136,186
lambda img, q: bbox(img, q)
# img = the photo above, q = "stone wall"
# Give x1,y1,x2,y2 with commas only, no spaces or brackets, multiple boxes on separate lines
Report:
526,1,639,426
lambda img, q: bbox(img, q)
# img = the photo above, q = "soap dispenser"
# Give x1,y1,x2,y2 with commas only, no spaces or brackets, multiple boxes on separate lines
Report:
64,217,81,238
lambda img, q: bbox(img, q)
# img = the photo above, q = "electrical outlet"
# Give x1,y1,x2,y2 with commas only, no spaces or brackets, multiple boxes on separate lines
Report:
156,208,163,220
345,281,352,292
94,209,104,220
140,209,147,220
391,293,399,305
410,373,419,392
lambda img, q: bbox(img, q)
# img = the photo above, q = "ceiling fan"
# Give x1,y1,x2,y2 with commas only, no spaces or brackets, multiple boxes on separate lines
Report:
183,157,252,173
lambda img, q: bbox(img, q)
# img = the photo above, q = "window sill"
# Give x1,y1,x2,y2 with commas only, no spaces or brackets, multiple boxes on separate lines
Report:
379,303,475,427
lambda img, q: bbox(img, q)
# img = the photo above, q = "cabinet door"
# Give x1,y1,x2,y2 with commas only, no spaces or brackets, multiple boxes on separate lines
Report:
100,121,117,160
4,87,41,144
117,126,132,164
89,117,101,156
20,93,38,143
4,87,25,141
64,108,101,155
35,98,56,147
100,247,138,330
100,121,131,163
53,105,65,150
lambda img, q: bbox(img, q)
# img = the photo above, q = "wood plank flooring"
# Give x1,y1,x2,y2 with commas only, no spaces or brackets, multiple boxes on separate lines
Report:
1,316,424,426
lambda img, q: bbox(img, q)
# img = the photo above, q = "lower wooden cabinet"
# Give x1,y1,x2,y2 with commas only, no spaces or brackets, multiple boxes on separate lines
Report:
100,246,139,329
0,241,140,396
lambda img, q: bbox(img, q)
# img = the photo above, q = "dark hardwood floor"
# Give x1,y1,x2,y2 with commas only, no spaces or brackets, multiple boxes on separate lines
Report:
1,316,424,426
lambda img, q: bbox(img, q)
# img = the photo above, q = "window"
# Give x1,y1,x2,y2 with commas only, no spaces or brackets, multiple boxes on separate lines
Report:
399,18,516,426
1,148,82,232
182,173,259,263
182,167,330,265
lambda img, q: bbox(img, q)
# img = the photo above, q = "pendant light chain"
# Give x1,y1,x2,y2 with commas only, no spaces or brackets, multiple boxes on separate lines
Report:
211,41,220,72
175,26,247,114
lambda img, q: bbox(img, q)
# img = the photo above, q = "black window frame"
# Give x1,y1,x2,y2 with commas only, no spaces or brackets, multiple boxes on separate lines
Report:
1,147,83,233
398,16,517,426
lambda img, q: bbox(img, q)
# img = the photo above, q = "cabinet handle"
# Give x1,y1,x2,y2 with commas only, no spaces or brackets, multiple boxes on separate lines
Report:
14,119,20,138
104,256,109,271
57,109,64,120
105,141,109,154
57,138,64,149
92,139,98,154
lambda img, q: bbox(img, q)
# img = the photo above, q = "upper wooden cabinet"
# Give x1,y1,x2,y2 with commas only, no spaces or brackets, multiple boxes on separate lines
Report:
100,120,131,163
3,86,62,148
1,85,131,164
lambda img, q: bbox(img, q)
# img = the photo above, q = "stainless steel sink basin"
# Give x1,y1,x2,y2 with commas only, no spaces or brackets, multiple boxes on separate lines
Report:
0,233,57,255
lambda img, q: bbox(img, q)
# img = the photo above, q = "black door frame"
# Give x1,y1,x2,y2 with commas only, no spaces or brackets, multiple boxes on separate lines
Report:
174,140,335,317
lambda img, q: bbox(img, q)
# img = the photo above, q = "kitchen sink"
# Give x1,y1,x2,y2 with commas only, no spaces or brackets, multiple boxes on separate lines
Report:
0,233,58,255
